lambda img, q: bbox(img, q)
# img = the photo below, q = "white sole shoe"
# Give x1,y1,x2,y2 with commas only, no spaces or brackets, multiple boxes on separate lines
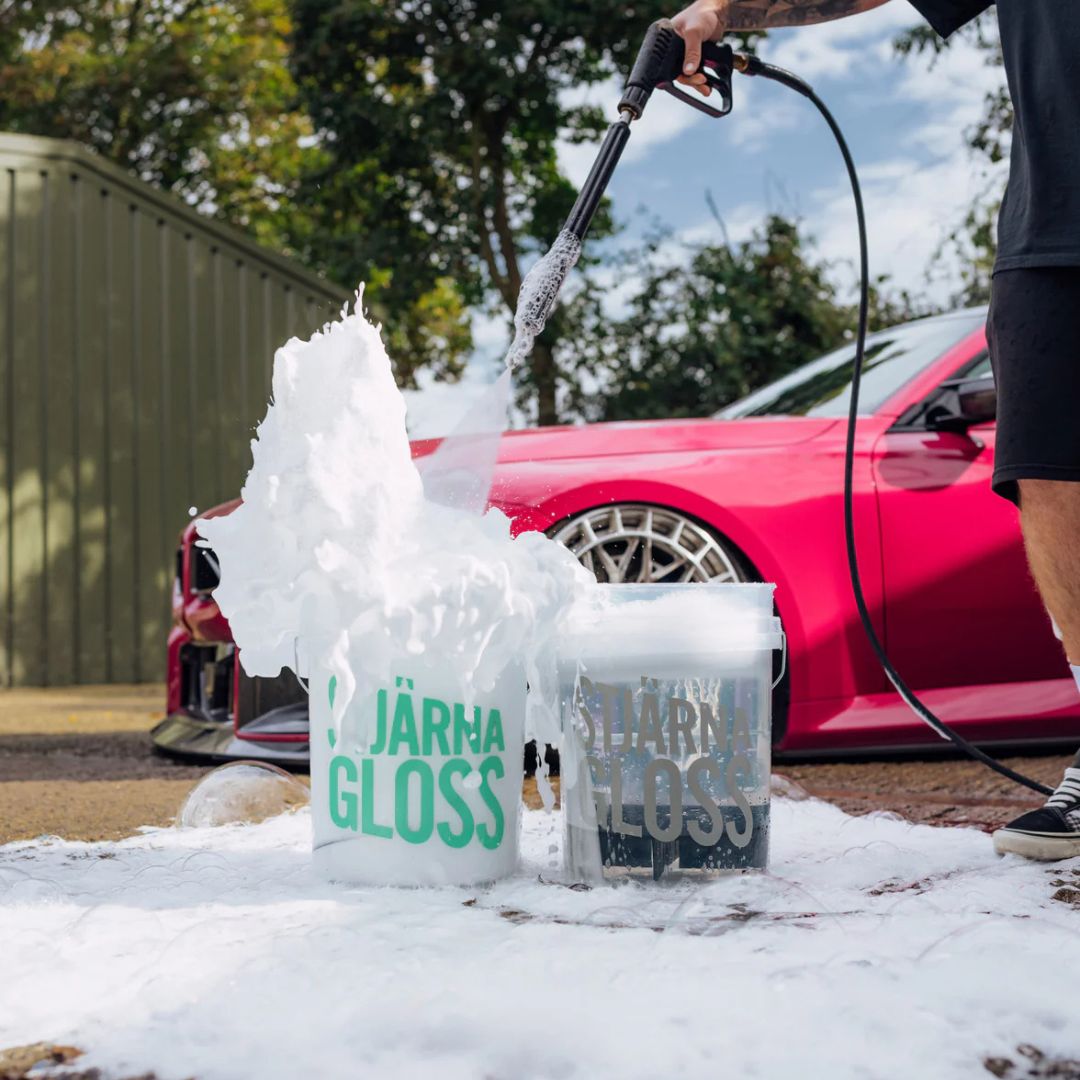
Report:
993,827,1080,861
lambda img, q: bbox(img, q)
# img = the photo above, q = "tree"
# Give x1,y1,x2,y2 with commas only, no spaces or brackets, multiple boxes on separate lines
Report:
0,0,318,248
0,0,472,379
288,0,700,423
560,215,934,422
894,13,1007,305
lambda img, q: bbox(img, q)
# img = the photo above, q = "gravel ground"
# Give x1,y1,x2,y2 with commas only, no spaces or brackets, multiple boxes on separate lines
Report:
0,684,1073,843
0,686,207,843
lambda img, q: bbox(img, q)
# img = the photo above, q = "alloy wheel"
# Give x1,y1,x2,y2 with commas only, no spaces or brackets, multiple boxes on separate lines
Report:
548,504,747,585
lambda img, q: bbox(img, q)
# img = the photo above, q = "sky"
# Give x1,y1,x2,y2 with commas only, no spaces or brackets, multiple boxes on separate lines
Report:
403,0,1008,436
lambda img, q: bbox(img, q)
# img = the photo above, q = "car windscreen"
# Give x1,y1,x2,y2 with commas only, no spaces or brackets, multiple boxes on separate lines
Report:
715,310,987,419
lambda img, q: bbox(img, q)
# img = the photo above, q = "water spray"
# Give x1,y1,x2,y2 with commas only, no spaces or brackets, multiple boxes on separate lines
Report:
523,18,1051,797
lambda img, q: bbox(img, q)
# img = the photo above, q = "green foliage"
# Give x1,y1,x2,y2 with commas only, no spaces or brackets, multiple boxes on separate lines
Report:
1,2,947,419
0,0,471,381
287,0,700,420
560,215,934,422
0,0,319,248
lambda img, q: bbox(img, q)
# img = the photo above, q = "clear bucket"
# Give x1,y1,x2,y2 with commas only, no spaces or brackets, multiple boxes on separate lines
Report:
558,583,783,883
310,657,526,886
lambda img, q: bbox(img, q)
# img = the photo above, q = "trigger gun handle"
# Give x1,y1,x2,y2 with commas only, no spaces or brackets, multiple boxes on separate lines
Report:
618,19,733,120
663,39,734,118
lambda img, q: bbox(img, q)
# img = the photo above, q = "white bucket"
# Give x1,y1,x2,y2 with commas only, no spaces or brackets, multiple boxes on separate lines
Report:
558,583,783,882
310,657,526,886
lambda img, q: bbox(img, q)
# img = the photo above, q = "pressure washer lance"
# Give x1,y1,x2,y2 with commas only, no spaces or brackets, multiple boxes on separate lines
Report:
520,18,1052,796
512,20,734,350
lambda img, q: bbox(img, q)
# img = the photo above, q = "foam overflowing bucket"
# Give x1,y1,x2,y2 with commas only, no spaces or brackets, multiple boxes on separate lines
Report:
310,658,526,886
558,583,783,882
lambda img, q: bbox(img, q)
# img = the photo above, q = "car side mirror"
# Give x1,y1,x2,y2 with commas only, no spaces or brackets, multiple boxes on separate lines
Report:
956,374,996,424
929,374,996,433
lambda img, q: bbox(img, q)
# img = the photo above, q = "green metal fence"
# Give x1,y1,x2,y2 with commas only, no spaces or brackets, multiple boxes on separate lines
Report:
0,132,350,687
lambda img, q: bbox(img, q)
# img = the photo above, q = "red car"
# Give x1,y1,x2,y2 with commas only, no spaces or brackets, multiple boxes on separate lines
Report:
151,307,1080,765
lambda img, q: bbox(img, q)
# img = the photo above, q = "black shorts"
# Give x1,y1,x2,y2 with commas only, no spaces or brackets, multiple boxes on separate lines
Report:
987,267,1080,504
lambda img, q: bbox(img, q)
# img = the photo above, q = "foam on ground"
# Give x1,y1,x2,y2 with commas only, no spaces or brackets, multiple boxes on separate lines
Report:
1,800,1077,1078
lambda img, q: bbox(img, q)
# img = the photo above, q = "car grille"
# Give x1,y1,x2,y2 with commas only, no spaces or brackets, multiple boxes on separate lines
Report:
235,669,309,736
179,642,234,723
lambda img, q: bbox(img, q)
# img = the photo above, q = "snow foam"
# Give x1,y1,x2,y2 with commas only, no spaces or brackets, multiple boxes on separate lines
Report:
3,800,1077,1079
197,292,590,742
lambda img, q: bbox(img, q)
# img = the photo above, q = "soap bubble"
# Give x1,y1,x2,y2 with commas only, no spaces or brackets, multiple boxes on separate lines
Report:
177,761,310,829
771,773,811,802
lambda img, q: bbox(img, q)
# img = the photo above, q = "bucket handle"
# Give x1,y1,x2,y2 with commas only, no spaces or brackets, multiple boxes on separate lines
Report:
771,631,787,691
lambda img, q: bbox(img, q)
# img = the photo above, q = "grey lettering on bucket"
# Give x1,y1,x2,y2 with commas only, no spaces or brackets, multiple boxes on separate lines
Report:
611,758,642,837
644,758,682,843
575,673,758,847
686,757,724,845
668,695,697,755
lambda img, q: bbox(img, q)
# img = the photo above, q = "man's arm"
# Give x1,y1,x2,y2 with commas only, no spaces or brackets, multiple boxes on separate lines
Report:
723,0,890,30
673,0,890,88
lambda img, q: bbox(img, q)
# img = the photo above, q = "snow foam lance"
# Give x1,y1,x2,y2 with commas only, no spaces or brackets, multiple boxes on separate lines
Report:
512,20,734,352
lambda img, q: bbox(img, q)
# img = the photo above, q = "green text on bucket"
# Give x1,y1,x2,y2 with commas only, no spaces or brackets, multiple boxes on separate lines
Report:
326,676,507,849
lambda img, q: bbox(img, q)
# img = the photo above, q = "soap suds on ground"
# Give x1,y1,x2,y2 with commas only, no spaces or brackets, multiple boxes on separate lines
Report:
2,799,1078,1080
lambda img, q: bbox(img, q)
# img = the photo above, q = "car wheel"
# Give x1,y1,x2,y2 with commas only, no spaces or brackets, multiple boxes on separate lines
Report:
545,503,789,746
547,503,747,584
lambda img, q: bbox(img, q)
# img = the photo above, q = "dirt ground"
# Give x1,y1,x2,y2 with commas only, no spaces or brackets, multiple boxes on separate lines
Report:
0,683,1074,843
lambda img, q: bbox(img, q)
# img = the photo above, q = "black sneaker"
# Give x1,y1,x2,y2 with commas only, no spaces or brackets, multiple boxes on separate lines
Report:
993,767,1080,861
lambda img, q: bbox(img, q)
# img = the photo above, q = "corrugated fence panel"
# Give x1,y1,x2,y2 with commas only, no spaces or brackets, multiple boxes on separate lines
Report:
188,235,216,515
44,168,78,685
217,253,241,499
11,166,45,686
76,175,110,683
0,168,10,684
107,192,137,683
134,207,167,684
0,134,349,687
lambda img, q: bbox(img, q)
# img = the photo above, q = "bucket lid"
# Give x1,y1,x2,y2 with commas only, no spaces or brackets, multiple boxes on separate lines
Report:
559,582,783,659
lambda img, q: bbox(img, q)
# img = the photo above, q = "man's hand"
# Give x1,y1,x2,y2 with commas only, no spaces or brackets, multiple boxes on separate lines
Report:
672,0,891,97
672,0,731,98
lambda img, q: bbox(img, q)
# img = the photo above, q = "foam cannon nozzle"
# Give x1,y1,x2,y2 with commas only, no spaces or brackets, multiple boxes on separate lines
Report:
515,22,734,343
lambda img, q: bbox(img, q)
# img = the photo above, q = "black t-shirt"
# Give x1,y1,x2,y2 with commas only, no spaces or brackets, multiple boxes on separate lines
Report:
908,0,1080,272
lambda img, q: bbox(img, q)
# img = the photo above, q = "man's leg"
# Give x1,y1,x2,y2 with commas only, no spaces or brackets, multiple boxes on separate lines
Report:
993,482,1080,857
988,270,1080,860
1017,479,1080,677
1019,480,1080,784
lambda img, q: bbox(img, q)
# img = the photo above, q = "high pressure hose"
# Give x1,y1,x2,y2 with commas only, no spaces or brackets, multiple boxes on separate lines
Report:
533,23,1053,796
735,55,1053,797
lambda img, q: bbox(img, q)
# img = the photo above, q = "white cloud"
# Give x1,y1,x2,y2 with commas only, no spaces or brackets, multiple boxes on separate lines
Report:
556,74,709,186
688,3,1008,303
808,147,1007,302
765,1,923,80
803,16,1007,301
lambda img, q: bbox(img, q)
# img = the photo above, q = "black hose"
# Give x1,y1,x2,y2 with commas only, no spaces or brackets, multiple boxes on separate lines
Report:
739,57,1053,797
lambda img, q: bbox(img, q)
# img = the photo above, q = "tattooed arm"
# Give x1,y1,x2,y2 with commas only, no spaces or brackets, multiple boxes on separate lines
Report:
673,0,891,91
